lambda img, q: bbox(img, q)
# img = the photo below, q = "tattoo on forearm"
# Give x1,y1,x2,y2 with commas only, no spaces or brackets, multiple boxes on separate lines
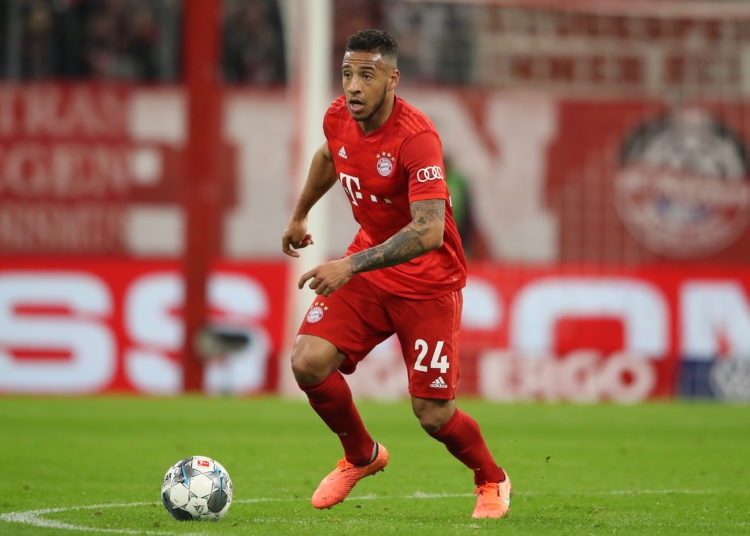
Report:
349,228,426,273
349,199,444,274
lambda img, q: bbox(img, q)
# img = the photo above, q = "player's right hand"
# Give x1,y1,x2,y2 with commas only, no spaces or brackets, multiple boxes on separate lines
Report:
282,221,314,257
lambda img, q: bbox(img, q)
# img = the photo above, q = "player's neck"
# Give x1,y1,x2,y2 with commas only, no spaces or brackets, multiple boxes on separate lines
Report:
357,95,396,136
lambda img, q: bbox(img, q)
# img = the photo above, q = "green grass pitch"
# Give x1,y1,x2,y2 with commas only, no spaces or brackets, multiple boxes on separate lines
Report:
1,396,748,535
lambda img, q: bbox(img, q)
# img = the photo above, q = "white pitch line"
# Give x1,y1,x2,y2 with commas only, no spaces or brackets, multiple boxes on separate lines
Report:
0,489,726,535
0,502,203,536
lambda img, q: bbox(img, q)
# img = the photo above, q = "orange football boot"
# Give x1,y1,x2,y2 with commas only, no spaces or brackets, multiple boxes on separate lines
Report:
471,475,512,519
311,443,389,509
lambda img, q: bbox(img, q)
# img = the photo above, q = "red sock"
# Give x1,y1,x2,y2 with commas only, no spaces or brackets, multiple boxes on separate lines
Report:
298,372,375,466
429,409,506,486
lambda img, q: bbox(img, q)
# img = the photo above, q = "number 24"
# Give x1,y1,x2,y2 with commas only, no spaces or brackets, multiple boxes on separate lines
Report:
414,339,449,374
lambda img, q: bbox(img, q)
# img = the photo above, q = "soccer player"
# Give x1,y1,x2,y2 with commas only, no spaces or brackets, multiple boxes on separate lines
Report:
281,29,511,519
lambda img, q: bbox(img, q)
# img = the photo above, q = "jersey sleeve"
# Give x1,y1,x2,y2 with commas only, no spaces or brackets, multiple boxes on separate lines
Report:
400,130,449,203
322,96,346,142
322,107,333,140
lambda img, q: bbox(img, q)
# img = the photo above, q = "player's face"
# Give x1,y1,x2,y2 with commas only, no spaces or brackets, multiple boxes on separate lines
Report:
341,51,399,132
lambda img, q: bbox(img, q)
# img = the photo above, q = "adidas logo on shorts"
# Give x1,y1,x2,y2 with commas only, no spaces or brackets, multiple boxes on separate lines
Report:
430,376,448,389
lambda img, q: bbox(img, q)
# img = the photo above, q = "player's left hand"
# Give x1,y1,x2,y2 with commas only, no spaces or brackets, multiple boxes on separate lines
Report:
298,258,354,296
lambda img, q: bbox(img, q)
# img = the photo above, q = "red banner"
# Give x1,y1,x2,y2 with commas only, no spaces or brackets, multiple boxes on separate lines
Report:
456,263,750,401
548,102,750,264
2,259,749,400
3,84,750,264
0,258,288,394
0,85,237,255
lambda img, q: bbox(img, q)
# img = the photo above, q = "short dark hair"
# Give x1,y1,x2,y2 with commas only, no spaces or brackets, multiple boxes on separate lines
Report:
345,29,398,64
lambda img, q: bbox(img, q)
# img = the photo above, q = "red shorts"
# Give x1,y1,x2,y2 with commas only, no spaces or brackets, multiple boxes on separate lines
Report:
297,274,462,399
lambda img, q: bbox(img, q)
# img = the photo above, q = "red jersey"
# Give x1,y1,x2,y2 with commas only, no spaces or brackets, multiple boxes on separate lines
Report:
323,95,467,299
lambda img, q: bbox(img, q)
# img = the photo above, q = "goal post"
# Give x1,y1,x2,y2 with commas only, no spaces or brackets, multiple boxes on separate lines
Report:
182,0,222,391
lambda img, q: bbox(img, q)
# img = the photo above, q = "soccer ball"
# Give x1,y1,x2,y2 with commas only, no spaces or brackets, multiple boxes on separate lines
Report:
161,455,233,521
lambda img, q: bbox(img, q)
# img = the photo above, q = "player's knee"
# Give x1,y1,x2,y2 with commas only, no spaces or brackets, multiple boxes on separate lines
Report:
412,397,455,435
290,349,325,385
290,336,341,385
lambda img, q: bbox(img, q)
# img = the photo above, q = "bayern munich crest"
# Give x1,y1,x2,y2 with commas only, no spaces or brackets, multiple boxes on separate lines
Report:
306,303,326,323
376,152,394,177
613,108,750,258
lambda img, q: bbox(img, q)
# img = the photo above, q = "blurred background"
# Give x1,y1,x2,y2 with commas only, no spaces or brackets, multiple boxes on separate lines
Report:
1,0,749,402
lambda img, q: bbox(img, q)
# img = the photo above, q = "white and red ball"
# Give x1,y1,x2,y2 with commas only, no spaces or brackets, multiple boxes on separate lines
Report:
161,456,233,521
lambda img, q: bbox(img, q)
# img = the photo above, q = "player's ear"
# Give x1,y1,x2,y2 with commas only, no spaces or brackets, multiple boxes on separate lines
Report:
389,69,400,91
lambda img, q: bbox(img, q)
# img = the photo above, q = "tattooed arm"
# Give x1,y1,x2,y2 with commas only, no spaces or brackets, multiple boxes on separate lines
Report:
298,198,446,296
349,198,445,273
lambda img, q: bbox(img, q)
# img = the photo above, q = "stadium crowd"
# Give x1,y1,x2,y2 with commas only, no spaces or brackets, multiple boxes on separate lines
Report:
0,0,475,85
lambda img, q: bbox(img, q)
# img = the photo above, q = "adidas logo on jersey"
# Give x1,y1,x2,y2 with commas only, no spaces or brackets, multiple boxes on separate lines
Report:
430,376,448,389
338,146,348,159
